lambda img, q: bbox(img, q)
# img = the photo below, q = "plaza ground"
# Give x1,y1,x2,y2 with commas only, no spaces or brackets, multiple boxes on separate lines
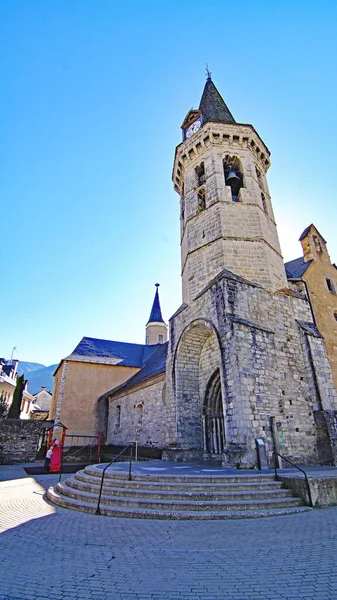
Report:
0,463,337,600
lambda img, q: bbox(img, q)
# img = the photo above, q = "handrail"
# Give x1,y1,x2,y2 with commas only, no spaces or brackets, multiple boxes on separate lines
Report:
95,443,134,515
58,443,94,483
63,443,93,460
273,451,313,507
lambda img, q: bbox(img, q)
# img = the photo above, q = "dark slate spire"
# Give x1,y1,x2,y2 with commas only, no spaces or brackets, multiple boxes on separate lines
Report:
147,284,164,324
199,76,235,124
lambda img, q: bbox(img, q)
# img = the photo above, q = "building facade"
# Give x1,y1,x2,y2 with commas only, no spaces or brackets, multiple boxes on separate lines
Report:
49,287,168,438
285,224,337,391
106,77,337,467
51,77,337,468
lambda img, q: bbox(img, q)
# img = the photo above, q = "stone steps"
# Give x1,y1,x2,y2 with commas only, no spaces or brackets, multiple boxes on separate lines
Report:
46,486,310,520
84,464,277,484
55,480,304,511
67,478,292,501
46,462,311,520
75,469,285,492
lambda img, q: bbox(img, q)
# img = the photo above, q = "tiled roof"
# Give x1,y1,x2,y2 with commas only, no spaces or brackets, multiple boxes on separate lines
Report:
69,337,159,368
199,77,235,124
284,257,312,279
108,342,168,397
299,224,327,243
298,225,312,241
297,321,323,338
2,365,15,377
147,284,165,324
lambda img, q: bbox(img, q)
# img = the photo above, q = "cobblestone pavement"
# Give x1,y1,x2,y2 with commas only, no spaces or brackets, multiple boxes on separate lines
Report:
0,467,337,600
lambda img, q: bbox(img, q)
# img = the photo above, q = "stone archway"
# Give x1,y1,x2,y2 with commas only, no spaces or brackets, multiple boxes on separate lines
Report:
202,369,225,456
173,319,225,457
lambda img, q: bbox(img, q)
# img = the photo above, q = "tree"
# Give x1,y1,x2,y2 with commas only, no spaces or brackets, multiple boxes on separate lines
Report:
0,394,8,418
7,374,25,419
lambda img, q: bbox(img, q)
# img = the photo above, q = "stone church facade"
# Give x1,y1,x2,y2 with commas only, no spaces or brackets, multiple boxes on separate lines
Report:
51,76,337,468
105,76,337,468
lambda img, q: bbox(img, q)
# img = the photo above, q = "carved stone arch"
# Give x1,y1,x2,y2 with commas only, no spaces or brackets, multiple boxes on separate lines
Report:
172,318,225,455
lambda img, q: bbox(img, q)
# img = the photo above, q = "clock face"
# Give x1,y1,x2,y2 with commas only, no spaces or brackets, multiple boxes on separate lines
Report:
186,119,201,139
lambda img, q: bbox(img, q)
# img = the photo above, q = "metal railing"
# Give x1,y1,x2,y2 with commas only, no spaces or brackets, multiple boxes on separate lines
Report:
95,443,134,515
58,443,95,483
64,433,102,463
273,451,313,507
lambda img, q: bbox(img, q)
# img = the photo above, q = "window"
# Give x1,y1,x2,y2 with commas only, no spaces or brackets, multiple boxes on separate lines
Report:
224,156,244,202
136,403,143,430
116,405,121,428
146,335,149,345
197,187,206,211
181,196,185,222
326,277,336,294
195,163,205,187
255,166,265,192
158,334,163,343
313,235,323,253
261,193,268,215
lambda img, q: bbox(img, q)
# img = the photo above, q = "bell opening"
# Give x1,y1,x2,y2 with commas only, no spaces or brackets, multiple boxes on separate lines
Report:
223,157,244,202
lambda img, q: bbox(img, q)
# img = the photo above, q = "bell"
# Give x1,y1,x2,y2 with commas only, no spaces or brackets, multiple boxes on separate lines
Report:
226,170,241,196
226,170,241,186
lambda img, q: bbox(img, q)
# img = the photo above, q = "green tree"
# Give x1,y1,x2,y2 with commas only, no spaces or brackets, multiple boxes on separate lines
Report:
0,394,8,418
7,374,25,419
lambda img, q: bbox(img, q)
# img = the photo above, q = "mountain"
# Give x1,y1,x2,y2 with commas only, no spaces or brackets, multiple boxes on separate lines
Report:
18,361,58,395
17,362,45,376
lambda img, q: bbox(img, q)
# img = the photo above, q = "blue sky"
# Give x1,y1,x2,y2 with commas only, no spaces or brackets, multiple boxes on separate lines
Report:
2,0,337,366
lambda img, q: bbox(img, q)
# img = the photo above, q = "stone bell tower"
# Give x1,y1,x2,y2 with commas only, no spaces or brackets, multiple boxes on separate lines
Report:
172,75,287,304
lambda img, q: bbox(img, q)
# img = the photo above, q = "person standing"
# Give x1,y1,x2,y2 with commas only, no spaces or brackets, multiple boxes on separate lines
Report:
50,439,61,472
45,446,53,472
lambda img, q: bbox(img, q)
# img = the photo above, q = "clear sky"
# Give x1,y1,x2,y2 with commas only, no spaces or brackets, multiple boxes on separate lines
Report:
2,0,337,367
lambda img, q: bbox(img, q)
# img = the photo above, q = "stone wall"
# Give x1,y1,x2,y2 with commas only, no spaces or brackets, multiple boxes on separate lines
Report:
165,268,337,467
108,377,166,448
0,419,41,464
104,267,337,467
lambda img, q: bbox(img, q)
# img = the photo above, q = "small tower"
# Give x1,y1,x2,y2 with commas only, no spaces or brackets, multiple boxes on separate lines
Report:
173,75,287,304
299,224,329,263
145,284,168,345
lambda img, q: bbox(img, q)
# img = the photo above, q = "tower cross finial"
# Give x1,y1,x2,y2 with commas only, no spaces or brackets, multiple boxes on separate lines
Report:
205,64,212,80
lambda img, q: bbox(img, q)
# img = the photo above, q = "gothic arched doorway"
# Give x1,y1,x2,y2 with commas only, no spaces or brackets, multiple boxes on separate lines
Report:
202,369,225,456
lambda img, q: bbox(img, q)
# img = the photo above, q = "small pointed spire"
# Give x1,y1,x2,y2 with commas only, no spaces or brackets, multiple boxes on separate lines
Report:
147,283,164,324
199,77,235,124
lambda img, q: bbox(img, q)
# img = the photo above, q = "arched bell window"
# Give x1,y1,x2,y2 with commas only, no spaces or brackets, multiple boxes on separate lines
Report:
197,187,206,211
195,162,205,187
255,166,264,189
224,156,244,202
313,235,323,253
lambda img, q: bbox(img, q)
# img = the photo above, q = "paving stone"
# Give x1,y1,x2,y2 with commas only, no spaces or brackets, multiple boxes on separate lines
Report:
1,470,337,600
